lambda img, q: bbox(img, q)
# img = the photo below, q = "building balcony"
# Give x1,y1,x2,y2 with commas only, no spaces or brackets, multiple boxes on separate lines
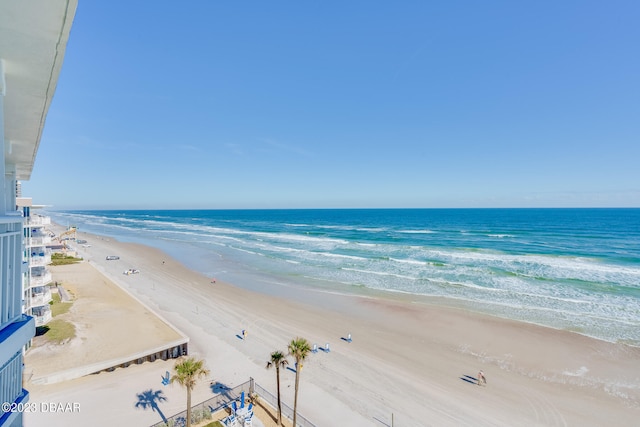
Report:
29,272,52,287
25,216,51,227
31,305,52,326
27,235,52,247
29,252,52,267
29,288,52,308
34,310,52,327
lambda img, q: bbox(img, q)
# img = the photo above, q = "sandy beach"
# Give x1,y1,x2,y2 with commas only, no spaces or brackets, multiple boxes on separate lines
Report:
24,229,640,427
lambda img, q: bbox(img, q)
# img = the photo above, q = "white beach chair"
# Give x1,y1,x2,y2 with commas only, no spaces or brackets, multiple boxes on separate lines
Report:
225,414,239,426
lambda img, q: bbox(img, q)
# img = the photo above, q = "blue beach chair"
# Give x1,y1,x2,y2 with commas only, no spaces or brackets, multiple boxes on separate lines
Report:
161,371,170,386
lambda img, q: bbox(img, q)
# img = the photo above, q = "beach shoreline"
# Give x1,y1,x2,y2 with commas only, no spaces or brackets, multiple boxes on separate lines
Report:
25,227,640,426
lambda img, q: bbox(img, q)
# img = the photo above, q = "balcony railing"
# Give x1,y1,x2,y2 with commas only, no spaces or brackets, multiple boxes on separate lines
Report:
29,253,52,267
30,272,52,287
26,216,51,226
27,236,52,247
29,289,52,307
34,311,52,326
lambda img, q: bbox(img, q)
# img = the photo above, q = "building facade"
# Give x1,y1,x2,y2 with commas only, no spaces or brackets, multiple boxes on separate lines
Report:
0,1,77,426
18,199,53,329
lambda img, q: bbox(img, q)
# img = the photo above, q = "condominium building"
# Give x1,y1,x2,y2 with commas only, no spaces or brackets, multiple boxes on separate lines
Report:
17,198,53,329
0,2,77,426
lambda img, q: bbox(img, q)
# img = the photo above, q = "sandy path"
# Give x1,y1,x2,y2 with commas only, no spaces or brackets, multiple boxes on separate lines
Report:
26,261,184,382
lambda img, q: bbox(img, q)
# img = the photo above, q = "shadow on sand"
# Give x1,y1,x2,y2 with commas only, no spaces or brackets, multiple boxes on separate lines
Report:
460,374,479,385
135,389,168,424
210,381,233,399
373,416,392,426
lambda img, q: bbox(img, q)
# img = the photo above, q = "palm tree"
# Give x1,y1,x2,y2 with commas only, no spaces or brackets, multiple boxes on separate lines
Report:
266,350,289,426
288,337,311,427
171,356,210,427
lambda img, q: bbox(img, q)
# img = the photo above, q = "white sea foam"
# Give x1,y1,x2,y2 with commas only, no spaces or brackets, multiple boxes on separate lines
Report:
48,209,640,345
340,267,417,281
396,229,437,234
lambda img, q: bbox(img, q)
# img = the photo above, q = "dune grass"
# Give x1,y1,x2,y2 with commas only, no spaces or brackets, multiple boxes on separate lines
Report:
50,253,83,265
50,292,72,316
37,319,76,343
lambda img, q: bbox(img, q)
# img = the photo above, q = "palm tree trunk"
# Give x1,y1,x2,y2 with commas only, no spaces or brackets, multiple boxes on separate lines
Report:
186,387,192,427
276,366,283,426
293,367,300,427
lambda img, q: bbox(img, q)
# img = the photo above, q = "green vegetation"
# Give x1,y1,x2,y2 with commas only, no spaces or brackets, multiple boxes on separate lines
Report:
38,319,75,343
50,292,72,316
37,292,75,342
267,350,288,426
171,357,210,427
50,252,83,265
288,337,312,427
199,422,222,427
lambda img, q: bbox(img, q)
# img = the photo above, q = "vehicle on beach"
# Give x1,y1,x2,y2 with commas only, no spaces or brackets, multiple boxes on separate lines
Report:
106,255,120,260
123,268,140,275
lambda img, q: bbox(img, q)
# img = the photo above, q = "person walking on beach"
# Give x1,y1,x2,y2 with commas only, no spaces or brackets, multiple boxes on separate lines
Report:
478,370,486,386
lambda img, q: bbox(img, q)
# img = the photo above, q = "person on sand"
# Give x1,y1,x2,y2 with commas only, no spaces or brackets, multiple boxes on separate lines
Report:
478,370,486,386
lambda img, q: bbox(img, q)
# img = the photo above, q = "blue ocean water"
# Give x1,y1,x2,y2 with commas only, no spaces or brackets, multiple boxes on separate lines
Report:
48,208,640,346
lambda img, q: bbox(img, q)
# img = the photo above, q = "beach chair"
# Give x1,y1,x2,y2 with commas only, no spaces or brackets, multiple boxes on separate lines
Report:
312,343,318,353
232,401,238,414
224,415,238,427
325,342,331,352
161,371,170,386
243,413,253,427
347,333,352,342
247,403,253,412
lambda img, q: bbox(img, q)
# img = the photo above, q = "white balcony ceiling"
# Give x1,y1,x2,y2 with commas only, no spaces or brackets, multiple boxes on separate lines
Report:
0,0,77,180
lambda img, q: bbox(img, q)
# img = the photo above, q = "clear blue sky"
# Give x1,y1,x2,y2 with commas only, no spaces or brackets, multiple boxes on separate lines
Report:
23,1,640,209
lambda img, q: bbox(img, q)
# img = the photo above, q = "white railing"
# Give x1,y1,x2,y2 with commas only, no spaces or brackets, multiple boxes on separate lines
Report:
30,289,52,307
0,352,23,417
30,272,52,287
28,236,52,246
29,253,52,267
26,216,51,226
35,311,52,326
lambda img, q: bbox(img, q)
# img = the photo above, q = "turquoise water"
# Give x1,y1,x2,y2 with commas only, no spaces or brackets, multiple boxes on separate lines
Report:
48,208,640,345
